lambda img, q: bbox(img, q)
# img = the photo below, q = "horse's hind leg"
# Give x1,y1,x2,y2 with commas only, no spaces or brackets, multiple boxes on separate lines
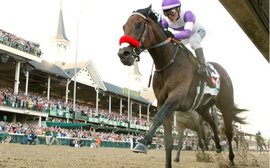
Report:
219,106,235,165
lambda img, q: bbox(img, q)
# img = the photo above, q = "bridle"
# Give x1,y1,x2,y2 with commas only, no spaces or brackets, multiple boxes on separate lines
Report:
130,13,149,61
119,12,172,62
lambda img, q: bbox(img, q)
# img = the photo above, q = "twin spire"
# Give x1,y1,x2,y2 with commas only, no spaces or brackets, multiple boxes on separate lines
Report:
53,0,69,45
51,1,144,92
55,8,69,44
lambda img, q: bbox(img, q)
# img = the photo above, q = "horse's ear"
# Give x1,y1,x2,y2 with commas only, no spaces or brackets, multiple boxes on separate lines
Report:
147,4,152,13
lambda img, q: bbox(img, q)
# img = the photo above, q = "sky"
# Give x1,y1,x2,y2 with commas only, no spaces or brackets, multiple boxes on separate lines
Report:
0,0,269,138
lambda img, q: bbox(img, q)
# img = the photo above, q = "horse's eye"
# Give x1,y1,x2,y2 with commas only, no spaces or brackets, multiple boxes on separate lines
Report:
135,23,143,30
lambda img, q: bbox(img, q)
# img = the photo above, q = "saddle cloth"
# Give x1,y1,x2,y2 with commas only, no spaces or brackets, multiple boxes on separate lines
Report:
188,63,220,112
201,63,220,96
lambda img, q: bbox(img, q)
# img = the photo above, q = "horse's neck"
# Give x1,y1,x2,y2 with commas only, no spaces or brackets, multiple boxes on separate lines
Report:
148,43,192,72
148,44,175,68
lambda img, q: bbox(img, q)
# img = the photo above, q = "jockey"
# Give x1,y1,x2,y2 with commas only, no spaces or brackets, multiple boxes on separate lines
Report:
161,0,211,85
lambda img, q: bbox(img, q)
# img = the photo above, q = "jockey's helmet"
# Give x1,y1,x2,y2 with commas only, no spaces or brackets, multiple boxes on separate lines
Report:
162,0,181,11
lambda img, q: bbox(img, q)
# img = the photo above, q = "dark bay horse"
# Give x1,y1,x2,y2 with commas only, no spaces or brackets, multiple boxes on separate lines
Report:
174,109,212,162
117,5,246,167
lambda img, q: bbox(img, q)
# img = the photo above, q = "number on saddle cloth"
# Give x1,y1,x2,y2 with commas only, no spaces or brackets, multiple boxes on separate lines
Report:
206,63,220,88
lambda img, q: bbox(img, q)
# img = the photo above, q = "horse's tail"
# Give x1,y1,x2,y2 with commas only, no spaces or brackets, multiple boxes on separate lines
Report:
232,106,248,125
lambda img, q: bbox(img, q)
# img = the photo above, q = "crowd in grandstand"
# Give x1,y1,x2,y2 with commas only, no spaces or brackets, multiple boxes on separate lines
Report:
0,83,220,151
1,119,213,152
0,85,150,127
0,29,42,57
0,83,166,148
0,120,145,147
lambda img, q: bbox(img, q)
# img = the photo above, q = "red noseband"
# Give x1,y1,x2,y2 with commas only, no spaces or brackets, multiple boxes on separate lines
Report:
119,35,140,48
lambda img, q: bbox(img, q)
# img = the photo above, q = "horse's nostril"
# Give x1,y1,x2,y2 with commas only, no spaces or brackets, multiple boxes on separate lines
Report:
118,48,131,58
123,50,131,57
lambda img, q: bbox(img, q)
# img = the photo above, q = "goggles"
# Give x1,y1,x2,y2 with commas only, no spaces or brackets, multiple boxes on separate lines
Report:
163,8,178,17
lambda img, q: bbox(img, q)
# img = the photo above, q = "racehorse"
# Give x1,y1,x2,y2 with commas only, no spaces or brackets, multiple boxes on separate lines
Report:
174,110,211,162
117,5,246,167
239,131,249,150
256,134,267,153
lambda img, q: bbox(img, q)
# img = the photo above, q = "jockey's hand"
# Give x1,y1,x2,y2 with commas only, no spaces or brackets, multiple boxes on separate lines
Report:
164,30,175,38
164,30,181,44
172,38,181,45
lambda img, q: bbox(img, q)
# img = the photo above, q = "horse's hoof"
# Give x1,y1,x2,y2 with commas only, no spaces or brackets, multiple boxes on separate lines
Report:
174,158,180,162
229,160,235,165
133,143,148,154
216,147,222,153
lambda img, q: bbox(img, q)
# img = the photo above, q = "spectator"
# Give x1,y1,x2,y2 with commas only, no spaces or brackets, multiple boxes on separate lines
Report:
50,128,59,145
45,128,52,145
70,138,83,147
129,135,134,150
96,136,101,148
21,130,30,145
1,132,11,144
28,130,37,145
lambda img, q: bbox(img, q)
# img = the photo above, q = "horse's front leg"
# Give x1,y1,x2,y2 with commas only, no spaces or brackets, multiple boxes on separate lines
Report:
163,114,174,168
133,98,177,154
174,127,184,162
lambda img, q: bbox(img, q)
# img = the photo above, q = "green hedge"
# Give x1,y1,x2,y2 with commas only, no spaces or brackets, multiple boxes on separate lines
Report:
0,133,157,149
0,133,131,148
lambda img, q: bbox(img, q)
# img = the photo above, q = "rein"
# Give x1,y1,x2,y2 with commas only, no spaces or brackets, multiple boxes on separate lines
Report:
155,45,178,73
147,37,172,50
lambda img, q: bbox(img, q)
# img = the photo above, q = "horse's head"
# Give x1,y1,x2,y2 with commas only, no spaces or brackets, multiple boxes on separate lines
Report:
118,5,166,66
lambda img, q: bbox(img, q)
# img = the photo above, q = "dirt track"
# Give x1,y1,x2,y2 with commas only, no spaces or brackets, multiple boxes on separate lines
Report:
0,144,269,168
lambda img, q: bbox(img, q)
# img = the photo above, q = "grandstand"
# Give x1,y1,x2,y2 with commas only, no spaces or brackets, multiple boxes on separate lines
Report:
0,4,160,140
0,40,162,150
0,37,158,135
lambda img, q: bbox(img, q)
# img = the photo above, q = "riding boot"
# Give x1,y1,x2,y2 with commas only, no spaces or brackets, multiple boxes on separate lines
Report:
195,48,213,87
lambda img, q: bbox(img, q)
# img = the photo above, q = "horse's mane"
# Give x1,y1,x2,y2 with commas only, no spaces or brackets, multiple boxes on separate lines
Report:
134,5,159,24
134,5,176,39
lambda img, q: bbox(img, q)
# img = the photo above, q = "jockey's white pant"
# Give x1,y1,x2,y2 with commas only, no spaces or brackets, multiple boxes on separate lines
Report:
182,28,206,50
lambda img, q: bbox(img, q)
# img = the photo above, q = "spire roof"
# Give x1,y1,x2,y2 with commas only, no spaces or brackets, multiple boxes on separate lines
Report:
54,8,69,44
